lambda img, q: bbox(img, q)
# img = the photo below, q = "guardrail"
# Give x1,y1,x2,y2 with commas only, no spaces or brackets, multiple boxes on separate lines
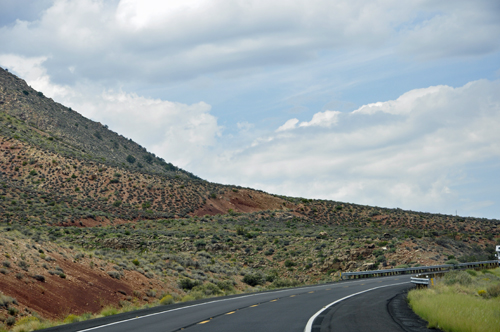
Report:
341,260,499,280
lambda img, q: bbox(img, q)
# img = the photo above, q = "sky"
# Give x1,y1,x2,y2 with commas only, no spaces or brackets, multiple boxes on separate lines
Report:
1,0,500,219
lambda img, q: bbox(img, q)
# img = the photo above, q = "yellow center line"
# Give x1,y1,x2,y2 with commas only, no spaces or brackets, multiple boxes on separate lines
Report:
270,299,278,302
199,320,210,324
290,295,296,297
308,291,314,293
226,311,235,315
344,286,349,288
326,288,331,290
361,283,364,285
378,281,382,283
250,304,259,307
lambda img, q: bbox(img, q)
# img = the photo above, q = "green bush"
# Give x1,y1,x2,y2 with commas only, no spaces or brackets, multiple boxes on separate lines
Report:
445,259,459,265
444,271,472,286
243,273,264,287
160,295,174,305
191,283,223,296
63,314,80,323
178,278,201,291
126,155,136,163
272,279,300,288
465,269,477,277
487,283,500,298
101,306,118,317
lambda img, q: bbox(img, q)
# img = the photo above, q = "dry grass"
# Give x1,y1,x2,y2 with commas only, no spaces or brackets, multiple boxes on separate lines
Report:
408,268,500,332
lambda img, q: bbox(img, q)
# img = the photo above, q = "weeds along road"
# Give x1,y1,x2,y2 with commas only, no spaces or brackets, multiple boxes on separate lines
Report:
44,275,411,332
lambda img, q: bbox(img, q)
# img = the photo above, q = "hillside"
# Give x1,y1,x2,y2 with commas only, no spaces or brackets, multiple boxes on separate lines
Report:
0,67,499,330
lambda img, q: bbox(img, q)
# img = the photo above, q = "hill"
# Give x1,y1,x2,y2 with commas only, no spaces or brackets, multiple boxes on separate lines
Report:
0,66,499,330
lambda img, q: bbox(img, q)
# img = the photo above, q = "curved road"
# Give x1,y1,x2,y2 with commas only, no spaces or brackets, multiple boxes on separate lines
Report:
44,275,413,332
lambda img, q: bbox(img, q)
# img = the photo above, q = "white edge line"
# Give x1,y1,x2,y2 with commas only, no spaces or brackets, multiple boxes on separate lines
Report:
77,281,367,332
303,281,410,332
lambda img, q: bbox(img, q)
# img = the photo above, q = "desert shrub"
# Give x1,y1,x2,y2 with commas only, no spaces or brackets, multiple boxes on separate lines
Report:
145,290,156,298
466,269,477,277
126,155,136,164
444,271,472,286
17,260,29,270
100,306,118,317
32,275,45,282
0,295,17,308
264,249,274,256
272,279,301,288
2,261,10,268
216,280,234,292
178,278,201,291
107,271,121,279
445,259,459,265
284,260,296,267
487,283,500,298
8,307,18,316
160,295,174,305
236,226,245,236
63,314,80,323
14,315,40,328
5,316,15,326
243,273,264,287
181,295,195,302
191,283,223,296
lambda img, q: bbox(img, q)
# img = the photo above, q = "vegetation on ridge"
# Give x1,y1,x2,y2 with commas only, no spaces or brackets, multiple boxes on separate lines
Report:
0,66,499,330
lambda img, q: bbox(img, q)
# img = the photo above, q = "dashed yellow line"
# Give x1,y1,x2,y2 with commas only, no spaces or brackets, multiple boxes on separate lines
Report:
326,288,331,290
308,291,314,293
226,311,235,315
361,283,365,285
250,304,259,307
344,286,349,288
198,320,210,324
270,299,278,302
290,295,296,297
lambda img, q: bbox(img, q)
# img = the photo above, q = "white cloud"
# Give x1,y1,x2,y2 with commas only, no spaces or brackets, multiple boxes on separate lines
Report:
195,79,500,217
298,110,340,127
277,118,299,132
1,0,498,86
0,55,221,168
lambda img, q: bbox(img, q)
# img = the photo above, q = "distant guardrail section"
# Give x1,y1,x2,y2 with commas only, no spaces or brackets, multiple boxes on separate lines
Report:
341,260,499,280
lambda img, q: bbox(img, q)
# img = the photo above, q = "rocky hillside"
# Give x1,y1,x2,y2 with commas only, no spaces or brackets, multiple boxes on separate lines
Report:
0,67,194,179
0,67,499,330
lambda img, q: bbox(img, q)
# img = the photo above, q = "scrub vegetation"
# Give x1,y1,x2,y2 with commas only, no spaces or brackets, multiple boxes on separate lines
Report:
0,67,499,331
408,268,500,332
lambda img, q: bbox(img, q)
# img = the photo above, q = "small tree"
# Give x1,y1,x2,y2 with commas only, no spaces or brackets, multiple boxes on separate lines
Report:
126,155,136,163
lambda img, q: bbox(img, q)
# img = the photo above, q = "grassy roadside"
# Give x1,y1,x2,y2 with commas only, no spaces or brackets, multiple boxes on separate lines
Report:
408,268,500,332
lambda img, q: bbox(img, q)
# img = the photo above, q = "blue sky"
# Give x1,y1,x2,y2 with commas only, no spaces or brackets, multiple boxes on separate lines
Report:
1,0,500,219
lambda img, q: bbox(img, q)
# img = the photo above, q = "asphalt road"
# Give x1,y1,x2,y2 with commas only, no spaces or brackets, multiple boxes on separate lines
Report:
44,274,412,332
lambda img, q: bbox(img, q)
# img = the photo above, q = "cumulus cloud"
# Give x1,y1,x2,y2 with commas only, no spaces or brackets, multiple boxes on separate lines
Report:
196,79,500,217
1,0,498,86
277,118,299,132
